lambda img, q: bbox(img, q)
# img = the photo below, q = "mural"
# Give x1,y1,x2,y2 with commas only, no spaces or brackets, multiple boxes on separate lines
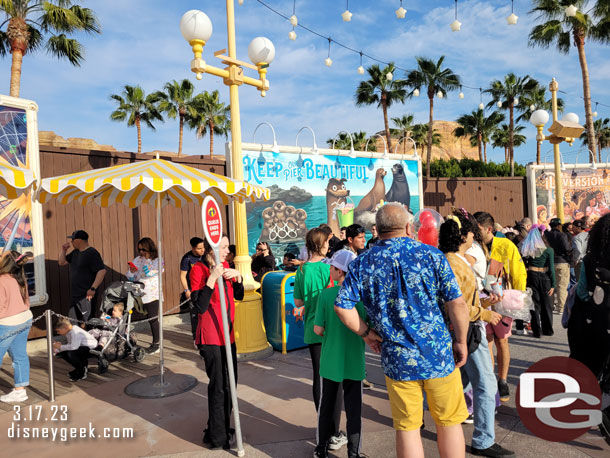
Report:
529,164,610,224
242,149,422,256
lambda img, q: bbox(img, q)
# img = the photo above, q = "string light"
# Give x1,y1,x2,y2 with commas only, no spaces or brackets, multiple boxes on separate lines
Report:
396,0,407,19
459,86,464,99
357,51,364,74
342,0,352,22
289,27,297,40
479,89,484,110
594,102,599,117
325,38,333,67
450,0,461,32
437,90,444,99
507,0,518,25
413,88,420,97
565,4,578,18
497,100,503,108
289,0,298,26
387,71,393,81
514,97,519,106
238,0,244,5
530,104,536,111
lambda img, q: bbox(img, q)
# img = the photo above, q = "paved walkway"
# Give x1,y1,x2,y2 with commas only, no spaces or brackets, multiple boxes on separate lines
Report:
1,314,609,457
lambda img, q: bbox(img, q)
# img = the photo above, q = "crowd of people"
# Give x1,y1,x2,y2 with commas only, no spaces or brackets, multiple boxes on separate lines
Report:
0,206,609,458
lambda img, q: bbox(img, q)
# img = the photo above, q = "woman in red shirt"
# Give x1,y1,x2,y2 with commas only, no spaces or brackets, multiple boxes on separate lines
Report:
190,234,243,450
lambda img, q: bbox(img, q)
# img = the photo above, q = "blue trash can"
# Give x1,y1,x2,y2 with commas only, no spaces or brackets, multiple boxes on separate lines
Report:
262,271,307,353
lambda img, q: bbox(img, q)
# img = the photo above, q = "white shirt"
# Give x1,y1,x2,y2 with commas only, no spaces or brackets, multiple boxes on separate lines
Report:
59,325,98,351
126,256,164,303
466,241,487,291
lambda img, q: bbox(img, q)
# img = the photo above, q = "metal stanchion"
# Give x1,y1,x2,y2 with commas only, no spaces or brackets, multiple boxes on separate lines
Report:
45,309,55,402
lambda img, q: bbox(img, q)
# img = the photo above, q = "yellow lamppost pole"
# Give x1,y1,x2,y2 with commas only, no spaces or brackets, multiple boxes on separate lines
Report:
180,4,274,356
529,78,585,223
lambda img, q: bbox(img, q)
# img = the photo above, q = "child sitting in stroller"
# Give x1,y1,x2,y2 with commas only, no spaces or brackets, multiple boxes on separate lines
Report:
88,303,124,348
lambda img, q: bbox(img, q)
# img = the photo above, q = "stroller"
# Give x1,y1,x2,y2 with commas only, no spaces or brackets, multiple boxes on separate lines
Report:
87,281,147,373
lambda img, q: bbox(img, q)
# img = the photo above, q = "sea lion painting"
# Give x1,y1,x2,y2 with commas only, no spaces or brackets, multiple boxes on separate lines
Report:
325,178,350,236
385,163,411,210
355,168,387,214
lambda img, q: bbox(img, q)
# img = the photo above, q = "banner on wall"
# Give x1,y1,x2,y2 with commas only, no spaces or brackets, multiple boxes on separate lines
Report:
527,163,610,225
233,145,423,256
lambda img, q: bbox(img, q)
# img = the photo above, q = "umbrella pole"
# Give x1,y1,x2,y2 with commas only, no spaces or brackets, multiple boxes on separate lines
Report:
157,192,165,385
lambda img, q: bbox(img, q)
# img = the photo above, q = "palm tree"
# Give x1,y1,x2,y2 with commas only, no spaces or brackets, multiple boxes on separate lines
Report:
391,114,416,154
581,118,610,162
492,124,527,163
0,1,101,97
109,85,164,154
529,0,610,163
157,79,198,157
326,132,352,150
480,111,505,163
485,73,538,176
189,90,230,159
517,83,565,164
355,63,406,153
411,123,441,157
405,56,461,177
351,131,376,151
454,109,504,162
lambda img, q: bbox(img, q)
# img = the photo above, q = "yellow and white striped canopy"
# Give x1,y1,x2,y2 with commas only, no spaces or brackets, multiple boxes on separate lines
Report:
37,158,270,207
0,162,36,199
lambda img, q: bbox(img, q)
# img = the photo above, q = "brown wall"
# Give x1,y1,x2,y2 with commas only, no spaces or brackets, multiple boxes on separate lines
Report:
422,177,528,226
30,147,227,338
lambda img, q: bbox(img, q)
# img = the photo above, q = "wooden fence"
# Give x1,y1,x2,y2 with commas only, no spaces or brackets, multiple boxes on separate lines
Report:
30,147,227,338
422,177,528,226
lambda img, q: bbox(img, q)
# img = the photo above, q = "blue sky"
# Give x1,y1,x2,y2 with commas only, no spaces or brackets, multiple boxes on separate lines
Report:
1,0,609,165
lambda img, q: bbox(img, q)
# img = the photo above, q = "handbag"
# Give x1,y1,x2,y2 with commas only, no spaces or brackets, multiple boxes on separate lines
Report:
465,291,482,354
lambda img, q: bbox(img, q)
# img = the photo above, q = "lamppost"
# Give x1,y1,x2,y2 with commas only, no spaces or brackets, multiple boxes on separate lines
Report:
180,4,275,356
529,78,584,223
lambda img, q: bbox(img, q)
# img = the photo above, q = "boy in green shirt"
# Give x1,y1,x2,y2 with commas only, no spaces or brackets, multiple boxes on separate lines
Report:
313,250,367,458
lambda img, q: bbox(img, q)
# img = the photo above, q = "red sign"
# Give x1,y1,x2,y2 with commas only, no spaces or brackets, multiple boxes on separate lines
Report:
202,196,222,247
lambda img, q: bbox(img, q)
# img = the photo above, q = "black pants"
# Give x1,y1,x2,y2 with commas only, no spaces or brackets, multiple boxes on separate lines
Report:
134,300,160,344
528,271,554,336
199,343,238,447
70,297,92,322
57,346,90,373
309,344,342,435
316,378,362,457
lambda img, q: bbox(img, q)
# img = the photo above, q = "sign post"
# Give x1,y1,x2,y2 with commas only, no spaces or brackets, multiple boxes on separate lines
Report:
202,196,245,457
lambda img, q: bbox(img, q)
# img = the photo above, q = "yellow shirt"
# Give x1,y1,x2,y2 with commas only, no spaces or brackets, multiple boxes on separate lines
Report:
490,237,527,291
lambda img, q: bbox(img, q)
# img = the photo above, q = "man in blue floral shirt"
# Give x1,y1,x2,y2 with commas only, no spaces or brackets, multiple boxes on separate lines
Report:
335,203,470,458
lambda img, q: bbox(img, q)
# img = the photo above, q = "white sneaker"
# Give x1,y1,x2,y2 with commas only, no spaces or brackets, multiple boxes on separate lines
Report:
328,431,348,450
0,389,28,403
515,329,528,336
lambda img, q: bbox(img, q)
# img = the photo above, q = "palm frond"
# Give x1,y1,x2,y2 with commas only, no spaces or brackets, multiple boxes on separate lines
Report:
0,29,8,56
26,24,43,52
45,33,84,65
69,5,101,34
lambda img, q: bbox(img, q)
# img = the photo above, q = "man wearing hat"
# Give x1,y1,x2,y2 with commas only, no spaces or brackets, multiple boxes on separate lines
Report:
59,230,106,323
545,218,572,314
572,219,589,281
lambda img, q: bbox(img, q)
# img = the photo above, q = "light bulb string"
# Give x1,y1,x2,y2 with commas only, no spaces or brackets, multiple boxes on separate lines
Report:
455,0,458,20
359,51,363,66
328,38,332,58
292,0,296,15
252,0,608,111
511,0,514,14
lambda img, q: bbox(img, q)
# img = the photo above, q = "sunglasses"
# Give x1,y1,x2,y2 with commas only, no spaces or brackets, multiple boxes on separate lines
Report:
138,248,149,252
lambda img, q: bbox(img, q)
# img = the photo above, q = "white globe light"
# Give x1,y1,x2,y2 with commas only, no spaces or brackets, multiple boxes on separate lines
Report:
238,0,244,4
530,109,550,127
507,13,518,25
288,30,297,41
594,111,598,117
479,102,485,110
565,4,578,17
563,112,579,124
459,92,464,99
342,9,352,22
514,98,519,105
450,19,461,32
289,14,298,27
386,72,393,81
357,65,365,75
396,6,407,19
530,104,536,111
497,101,503,108
248,37,275,65
325,57,333,67
413,88,420,97
180,10,213,43
437,90,444,99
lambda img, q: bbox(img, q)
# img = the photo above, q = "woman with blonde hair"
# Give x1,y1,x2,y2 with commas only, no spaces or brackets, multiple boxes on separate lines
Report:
0,250,33,403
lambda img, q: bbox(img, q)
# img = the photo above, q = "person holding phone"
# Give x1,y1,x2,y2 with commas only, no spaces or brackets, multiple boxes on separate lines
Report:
251,242,275,282
126,237,164,354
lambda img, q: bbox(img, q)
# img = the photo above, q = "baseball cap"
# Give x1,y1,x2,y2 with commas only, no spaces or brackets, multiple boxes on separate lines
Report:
68,230,89,241
330,250,357,273
573,219,585,229
549,218,562,228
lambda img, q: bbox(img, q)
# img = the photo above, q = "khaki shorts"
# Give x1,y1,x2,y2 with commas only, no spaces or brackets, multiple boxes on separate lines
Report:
385,369,468,431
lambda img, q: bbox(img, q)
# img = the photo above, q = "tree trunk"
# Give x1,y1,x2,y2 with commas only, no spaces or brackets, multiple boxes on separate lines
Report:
574,31,597,159
536,140,541,165
505,147,508,163
426,95,434,178
477,133,482,162
483,142,488,163
382,95,391,155
178,114,184,157
136,116,142,153
7,18,30,98
209,121,215,160
509,104,515,177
